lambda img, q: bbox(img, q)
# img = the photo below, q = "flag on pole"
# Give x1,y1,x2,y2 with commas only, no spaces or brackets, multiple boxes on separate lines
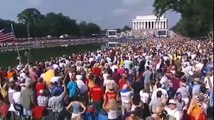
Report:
0,28,14,42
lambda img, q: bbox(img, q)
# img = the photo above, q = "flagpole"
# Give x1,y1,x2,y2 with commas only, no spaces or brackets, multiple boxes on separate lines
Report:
27,24,31,63
11,23,22,64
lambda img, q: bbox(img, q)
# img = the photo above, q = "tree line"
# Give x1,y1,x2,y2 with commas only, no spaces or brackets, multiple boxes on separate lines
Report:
153,0,213,38
0,8,102,38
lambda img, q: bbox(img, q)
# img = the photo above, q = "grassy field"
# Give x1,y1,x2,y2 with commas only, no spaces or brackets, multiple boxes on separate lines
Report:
0,43,102,68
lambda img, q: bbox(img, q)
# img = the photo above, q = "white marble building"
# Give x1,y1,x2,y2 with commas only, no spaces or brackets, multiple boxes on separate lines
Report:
132,15,168,30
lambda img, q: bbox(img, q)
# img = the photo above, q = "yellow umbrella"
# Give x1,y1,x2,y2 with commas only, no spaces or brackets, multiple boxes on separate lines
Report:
43,69,55,85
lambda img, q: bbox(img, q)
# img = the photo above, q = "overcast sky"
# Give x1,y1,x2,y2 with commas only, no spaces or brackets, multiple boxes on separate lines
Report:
0,0,181,29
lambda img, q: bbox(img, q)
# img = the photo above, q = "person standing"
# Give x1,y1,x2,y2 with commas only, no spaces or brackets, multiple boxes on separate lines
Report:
120,84,133,117
90,76,104,113
67,72,79,102
142,66,152,87
20,82,36,120
48,76,67,119
66,98,86,120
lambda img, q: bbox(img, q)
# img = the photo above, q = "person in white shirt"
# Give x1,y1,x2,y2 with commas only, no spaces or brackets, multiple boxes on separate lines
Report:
103,70,109,87
120,84,133,116
75,75,88,94
151,83,168,101
204,71,213,90
50,76,62,84
182,62,192,77
165,99,182,120
13,85,22,104
139,87,150,104
111,62,118,72
160,73,170,89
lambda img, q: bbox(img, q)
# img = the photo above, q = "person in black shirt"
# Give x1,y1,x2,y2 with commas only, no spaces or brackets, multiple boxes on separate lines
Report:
131,76,144,95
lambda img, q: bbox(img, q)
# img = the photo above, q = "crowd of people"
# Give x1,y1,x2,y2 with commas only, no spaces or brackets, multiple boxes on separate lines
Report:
0,37,213,120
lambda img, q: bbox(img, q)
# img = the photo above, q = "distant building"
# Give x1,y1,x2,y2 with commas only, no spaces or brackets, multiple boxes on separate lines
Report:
106,29,117,38
132,15,168,30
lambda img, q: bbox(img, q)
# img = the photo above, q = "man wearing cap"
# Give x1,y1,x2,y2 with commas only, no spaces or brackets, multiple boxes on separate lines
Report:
165,99,182,120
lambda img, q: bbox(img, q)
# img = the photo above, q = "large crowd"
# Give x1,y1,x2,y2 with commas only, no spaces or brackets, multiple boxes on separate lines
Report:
0,37,213,120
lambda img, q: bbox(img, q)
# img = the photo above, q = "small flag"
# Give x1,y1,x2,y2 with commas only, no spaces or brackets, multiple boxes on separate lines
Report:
0,28,14,42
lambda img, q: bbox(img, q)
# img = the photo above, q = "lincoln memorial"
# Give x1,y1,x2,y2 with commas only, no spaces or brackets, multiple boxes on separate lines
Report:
132,15,168,30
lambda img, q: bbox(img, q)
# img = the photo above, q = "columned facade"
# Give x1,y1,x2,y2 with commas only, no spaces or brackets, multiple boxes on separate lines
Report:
132,15,168,30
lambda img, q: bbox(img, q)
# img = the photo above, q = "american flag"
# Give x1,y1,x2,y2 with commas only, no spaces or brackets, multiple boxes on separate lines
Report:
0,28,14,42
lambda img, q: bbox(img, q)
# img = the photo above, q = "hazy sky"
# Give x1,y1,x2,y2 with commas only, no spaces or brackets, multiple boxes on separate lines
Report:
0,0,181,29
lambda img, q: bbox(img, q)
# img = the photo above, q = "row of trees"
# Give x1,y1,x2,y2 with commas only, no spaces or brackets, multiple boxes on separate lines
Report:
153,0,213,38
0,8,101,38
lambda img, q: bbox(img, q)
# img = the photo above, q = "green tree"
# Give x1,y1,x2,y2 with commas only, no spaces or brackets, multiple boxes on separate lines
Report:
78,22,101,37
17,8,45,37
122,25,131,31
153,0,213,38
85,23,101,37
44,12,80,37
0,8,102,38
78,21,87,36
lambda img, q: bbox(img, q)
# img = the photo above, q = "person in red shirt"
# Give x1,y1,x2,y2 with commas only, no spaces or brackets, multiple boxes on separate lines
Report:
36,78,46,96
103,85,118,108
90,76,104,112
119,74,128,91
92,63,102,77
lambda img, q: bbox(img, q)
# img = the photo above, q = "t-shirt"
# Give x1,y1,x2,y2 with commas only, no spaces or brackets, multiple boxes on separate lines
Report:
67,81,78,97
120,90,133,103
105,92,117,103
204,76,213,89
48,92,65,112
143,70,152,85
139,90,149,103
124,60,132,70
92,67,101,76
76,80,88,94
36,83,46,96
21,88,36,110
50,76,62,84
165,108,181,120
119,79,127,90
90,86,104,102
13,91,21,104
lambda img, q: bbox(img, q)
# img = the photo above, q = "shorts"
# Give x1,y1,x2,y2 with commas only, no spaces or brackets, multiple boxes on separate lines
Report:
71,113,81,119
